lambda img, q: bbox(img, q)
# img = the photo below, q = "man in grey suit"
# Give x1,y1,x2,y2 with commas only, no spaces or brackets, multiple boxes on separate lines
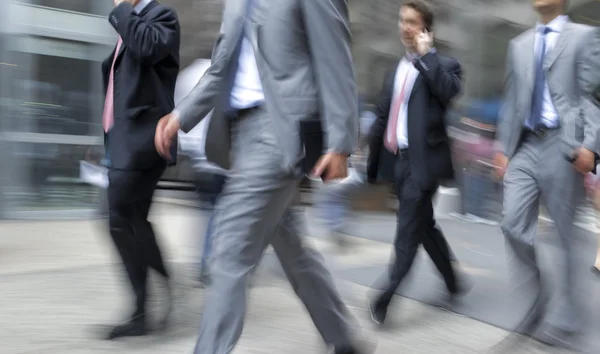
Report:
494,0,600,347
155,1,367,353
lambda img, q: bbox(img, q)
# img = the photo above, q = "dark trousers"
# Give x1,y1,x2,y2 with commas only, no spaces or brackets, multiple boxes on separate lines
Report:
376,155,457,309
107,165,169,318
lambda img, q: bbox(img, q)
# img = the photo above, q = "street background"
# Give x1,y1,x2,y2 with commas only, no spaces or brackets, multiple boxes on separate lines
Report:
2,201,599,353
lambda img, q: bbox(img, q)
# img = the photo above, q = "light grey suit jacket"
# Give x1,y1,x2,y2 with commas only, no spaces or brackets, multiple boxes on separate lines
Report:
498,21,600,159
174,0,358,172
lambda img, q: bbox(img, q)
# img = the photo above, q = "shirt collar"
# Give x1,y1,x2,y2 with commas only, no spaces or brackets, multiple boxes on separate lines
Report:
134,0,152,14
536,15,568,34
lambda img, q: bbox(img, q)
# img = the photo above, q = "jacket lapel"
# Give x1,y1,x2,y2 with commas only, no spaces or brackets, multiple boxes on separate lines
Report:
544,22,572,70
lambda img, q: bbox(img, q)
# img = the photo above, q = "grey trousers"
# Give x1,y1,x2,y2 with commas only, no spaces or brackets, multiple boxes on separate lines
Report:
502,130,583,332
193,107,356,354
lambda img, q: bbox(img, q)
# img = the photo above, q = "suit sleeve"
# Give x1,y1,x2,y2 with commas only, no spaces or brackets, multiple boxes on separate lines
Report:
579,27,600,154
496,41,516,156
300,0,358,155
108,3,180,65
413,52,462,105
367,73,393,181
173,23,227,133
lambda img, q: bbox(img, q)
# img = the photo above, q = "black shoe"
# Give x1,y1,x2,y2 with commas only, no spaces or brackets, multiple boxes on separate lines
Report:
368,299,386,327
448,274,473,303
105,318,147,340
333,338,376,354
591,266,600,277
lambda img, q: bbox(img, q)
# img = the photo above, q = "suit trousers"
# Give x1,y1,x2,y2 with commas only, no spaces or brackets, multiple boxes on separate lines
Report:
107,165,168,318
193,107,356,354
376,154,457,309
501,130,584,332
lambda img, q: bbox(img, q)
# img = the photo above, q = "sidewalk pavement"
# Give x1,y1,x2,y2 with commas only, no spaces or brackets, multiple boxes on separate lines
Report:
0,203,570,354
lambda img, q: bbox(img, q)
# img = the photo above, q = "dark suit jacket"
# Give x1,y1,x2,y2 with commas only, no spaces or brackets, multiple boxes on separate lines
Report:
367,52,462,191
102,1,180,171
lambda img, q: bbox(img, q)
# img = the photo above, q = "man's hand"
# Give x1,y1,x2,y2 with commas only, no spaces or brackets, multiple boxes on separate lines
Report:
573,147,596,174
155,113,181,160
312,152,348,182
493,152,509,179
415,31,433,57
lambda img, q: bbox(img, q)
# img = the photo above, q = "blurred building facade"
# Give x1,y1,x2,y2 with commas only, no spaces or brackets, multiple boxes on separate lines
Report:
0,0,598,218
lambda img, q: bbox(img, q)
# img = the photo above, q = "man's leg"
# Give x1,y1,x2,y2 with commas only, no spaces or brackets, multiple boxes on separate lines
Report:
539,138,584,335
371,157,430,323
106,169,150,338
135,166,169,279
500,140,544,335
194,108,308,354
271,206,358,351
421,223,458,295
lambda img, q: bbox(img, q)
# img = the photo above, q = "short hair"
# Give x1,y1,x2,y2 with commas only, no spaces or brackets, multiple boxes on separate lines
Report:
402,0,435,32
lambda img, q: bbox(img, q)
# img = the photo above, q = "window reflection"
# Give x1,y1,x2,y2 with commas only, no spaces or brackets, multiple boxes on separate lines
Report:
8,52,103,135
13,0,110,16
3,142,103,210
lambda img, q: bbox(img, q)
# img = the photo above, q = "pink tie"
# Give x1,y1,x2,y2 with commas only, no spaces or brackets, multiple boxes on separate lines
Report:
384,74,409,154
102,37,123,133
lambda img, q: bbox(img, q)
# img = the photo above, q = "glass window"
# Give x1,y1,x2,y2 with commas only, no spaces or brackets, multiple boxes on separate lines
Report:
6,50,104,136
2,142,103,211
14,0,111,16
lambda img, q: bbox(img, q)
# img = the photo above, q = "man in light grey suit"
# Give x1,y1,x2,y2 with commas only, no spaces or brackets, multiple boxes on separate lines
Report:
494,0,600,348
155,1,367,353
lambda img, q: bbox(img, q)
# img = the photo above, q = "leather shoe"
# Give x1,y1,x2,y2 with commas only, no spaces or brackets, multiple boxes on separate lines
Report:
368,298,386,327
105,319,147,340
333,337,376,354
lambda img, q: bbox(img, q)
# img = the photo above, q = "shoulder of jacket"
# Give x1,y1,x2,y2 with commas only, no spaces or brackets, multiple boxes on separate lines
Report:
511,28,535,44
151,3,178,17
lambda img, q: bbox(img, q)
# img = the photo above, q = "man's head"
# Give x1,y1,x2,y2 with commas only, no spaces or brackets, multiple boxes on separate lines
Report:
532,0,568,14
398,0,434,52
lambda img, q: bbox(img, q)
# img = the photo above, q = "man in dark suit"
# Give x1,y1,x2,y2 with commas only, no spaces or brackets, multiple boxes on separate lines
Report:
101,0,179,339
367,0,467,326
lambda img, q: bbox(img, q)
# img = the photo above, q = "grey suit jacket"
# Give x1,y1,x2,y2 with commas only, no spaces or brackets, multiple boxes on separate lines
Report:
174,0,358,172
497,21,600,159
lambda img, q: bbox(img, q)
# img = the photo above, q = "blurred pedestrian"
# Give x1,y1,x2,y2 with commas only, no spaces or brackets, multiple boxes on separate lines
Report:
154,0,370,353
101,0,180,339
366,0,469,326
317,106,376,248
494,0,600,347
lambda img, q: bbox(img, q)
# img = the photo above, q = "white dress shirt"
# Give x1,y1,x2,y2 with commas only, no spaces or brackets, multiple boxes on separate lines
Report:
230,35,265,109
532,15,568,128
133,0,152,13
389,57,419,148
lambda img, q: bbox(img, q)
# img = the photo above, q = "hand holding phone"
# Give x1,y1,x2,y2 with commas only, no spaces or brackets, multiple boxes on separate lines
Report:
415,29,433,56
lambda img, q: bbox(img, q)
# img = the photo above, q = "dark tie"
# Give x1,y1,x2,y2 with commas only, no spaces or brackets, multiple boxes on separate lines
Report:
528,26,552,130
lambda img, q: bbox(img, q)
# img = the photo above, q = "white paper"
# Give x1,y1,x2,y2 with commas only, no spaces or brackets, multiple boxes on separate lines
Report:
79,161,109,189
